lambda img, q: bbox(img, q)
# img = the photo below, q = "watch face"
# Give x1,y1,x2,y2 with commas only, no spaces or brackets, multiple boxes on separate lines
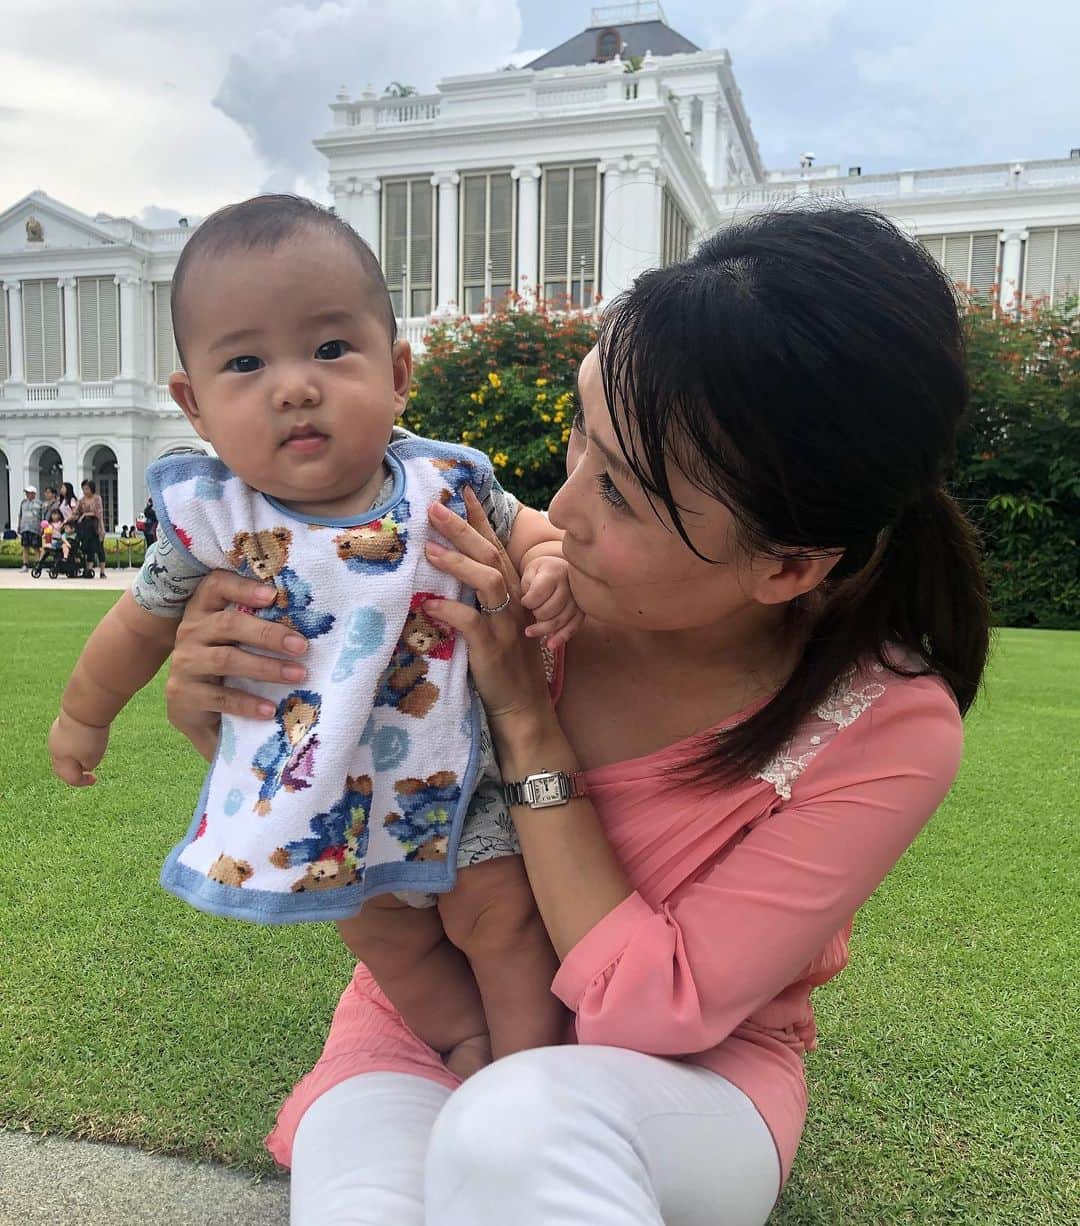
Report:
529,774,565,806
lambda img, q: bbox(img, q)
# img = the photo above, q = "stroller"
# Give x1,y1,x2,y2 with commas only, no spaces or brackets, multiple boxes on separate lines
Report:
31,529,95,579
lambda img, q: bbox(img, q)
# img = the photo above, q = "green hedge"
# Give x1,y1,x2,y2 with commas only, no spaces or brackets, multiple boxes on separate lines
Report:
0,536,146,569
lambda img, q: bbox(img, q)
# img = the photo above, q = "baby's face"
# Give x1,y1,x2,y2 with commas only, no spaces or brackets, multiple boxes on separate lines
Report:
171,231,409,515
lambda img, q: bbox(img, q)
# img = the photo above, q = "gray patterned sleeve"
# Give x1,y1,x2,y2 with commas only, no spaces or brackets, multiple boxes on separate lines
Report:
481,477,521,545
130,535,210,618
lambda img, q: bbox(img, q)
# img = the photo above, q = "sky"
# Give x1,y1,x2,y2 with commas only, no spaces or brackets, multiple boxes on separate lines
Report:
1,0,1077,224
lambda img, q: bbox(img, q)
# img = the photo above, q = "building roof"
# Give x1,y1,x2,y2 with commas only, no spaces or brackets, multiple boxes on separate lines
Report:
526,18,699,71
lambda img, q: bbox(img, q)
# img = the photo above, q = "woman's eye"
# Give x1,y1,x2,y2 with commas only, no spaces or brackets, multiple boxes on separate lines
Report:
594,472,629,510
226,355,263,374
315,339,348,360
571,407,585,433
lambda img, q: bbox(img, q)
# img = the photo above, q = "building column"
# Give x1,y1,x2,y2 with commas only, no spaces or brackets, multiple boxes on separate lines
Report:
512,164,541,300
716,122,732,188
344,177,381,261
112,435,137,529
116,276,139,378
629,160,665,283
999,229,1028,312
676,96,694,146
700,96,719,188
143,280,157,393
59,277,80,391
5,438,25,530
599,160,629,301
4,281,25,384
432,172,460,314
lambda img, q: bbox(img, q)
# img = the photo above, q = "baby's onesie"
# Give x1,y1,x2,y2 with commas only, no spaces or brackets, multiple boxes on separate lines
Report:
137,431,520,924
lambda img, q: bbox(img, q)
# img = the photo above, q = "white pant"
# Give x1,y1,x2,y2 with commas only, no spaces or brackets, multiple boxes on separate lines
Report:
291,1045,780,1225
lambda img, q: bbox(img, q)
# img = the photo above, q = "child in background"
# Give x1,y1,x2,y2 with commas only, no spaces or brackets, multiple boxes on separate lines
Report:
39,508,65,564
49,195,581,1077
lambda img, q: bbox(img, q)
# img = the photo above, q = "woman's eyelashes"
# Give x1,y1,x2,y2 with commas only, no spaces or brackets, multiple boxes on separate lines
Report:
595,472,629,510
571,407,585,433
224,340,349,373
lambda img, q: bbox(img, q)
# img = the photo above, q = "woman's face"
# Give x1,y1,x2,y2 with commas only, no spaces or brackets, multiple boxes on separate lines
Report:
81,482,91,495
548,348,773,633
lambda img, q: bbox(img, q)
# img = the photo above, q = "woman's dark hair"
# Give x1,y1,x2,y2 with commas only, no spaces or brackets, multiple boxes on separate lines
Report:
597,206,990,783
48,508,63,521
60,482,76,504
82,479,96,494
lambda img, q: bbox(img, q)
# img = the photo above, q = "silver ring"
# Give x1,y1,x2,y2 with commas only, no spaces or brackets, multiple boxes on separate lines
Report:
477,591,511,615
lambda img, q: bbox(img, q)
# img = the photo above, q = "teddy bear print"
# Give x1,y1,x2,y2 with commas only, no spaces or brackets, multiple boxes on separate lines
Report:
373,593,455,720
431,457,479,516
269,773,373,892
208,853,254,887
382,770,460,861
251,689,321,816
333,500,410,575
227,528,335,640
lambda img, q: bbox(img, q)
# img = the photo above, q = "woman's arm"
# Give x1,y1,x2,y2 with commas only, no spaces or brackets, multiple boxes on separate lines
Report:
551,680,962,1055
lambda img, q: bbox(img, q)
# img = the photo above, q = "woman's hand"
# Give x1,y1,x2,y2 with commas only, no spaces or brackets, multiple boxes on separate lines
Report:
424,487,558,735
165,571,310,760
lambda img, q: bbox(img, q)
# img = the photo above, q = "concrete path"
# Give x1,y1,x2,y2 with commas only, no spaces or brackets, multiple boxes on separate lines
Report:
0,567,132,591
0,1130,288,1225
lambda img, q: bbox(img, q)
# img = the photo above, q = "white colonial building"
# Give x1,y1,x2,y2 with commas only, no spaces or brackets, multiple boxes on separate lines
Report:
2,1,1079,530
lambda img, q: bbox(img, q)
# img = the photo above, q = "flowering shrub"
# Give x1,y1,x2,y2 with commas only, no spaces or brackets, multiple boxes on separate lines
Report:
953,293,1080,627
400,294,597,508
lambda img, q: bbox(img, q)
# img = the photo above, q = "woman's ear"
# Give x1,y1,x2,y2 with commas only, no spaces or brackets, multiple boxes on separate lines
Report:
169,373,210,443
751,550,844,606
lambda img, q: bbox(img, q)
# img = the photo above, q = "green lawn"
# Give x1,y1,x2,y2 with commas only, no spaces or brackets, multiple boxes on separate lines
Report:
1,593,1077,1222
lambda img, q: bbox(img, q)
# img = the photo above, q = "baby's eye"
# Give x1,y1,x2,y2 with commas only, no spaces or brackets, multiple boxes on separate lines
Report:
226,355,263,374
315,340,348,360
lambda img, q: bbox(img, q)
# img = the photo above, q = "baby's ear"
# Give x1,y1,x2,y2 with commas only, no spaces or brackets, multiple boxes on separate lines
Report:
168,372,210,441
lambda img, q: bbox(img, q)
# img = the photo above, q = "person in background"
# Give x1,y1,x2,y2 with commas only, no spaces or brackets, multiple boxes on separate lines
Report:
40,508,65,567
58,482,79,523
142,496,158,547
41,486,60,524
75,479,107,579
18,485,44,572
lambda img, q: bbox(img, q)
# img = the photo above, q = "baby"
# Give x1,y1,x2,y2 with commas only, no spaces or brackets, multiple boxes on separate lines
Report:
48,194,581,1076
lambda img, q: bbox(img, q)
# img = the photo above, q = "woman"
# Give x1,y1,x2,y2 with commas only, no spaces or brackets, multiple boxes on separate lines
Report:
58,482,79,523
75,478,107,578
164,209,989,1224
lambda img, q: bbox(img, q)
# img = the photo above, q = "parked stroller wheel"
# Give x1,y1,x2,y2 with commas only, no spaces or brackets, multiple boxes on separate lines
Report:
31,563,43,579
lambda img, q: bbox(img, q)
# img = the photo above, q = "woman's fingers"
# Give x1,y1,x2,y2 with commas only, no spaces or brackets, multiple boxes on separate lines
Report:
425,542,513,613
165,674,273,721
187,569,276,616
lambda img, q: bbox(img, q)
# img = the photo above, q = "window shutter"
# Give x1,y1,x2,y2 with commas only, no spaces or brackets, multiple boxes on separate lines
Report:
943,235,971,285
0,289,8,380
384,182,408,296
21,280,61,382
461,176,487,289
154,283,179,381
489,174,514,288
969,234,999,295
542,169,570,289
99,280,119,379
1052,227,1080,301
1023,230,1055,300
570,167,597,281
919,235,944,262
78,278,100,380
410,182,434,314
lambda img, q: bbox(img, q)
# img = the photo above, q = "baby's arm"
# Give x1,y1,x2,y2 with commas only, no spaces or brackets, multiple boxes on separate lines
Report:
49,592,180,786
506,505,584,648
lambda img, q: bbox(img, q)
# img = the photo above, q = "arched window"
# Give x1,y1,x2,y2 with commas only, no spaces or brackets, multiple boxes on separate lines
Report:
596,29,620,61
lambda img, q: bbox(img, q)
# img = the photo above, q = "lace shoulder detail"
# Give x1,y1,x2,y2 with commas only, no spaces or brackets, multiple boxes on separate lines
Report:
755,661,890,801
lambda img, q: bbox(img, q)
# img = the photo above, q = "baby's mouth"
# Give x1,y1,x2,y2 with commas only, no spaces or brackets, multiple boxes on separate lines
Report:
283,425,329,452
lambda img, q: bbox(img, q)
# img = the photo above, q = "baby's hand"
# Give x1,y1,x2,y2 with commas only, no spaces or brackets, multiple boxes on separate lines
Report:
519,555,584,649
49,710,109,787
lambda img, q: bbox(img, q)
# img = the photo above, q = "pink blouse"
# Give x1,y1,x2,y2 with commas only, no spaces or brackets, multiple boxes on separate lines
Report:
267,652,963,1187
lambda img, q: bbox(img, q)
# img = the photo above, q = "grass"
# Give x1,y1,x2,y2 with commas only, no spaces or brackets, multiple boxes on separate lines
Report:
2,593,1077,1222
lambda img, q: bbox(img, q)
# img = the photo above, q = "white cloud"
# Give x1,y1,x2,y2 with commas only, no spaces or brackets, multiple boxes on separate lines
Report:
213,0,523,195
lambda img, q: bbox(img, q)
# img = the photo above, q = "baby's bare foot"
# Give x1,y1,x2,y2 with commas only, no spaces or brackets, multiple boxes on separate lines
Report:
443,1033,493,1081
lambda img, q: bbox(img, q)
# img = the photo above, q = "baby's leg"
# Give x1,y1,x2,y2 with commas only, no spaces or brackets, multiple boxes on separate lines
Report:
438,855,567,1061
336,896,488,1064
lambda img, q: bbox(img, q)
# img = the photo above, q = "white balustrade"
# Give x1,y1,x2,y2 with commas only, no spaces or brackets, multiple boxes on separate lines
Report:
26,383,60,402
374,100,441,127
81,382,114,402
156,384,174,406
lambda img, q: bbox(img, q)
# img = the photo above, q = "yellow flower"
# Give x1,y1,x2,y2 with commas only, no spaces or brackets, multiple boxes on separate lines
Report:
479,419,488,429
536,392,547,403
561,428,571,443
493,452,509,468
540,412,551,423
409,388,418,398
461,430,474,442
487,371,501,389
514,466,524,477
535,377,548,387
494,413,504,423
546,441,558,454
469,391,480,403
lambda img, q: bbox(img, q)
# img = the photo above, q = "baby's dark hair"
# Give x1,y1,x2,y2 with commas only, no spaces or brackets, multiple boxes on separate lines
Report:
48,508,63,521
170,194,396,367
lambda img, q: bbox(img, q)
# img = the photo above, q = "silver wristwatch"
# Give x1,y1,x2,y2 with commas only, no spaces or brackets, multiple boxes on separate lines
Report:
503,770,589,810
